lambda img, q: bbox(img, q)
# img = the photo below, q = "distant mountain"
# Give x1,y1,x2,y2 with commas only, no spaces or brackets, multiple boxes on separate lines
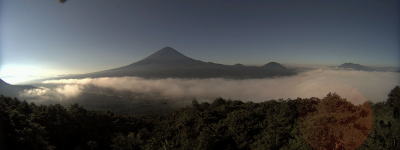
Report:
132,47,200,66
0,79,35,97
234,63,244,67
262,62,288,72
54,47,296,79
338,63,372,71
0,79,10,86
338,63,399,72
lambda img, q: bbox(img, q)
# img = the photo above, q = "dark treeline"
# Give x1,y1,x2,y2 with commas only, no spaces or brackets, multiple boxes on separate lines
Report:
0,86,399,150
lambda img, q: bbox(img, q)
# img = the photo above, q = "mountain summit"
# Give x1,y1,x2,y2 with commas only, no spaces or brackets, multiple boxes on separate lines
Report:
62,47,296,79
133,47,199,65
338,63,372,71
263,62,287,69
146,46,185,58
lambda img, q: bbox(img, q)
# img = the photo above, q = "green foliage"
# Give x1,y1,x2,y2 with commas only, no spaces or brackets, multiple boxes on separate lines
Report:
359,86,400,150
0,96,54,150
387,86,400,119
0,86,399,149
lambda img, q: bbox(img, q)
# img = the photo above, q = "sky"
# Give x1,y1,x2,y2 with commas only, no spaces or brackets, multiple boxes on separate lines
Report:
0,0,399,84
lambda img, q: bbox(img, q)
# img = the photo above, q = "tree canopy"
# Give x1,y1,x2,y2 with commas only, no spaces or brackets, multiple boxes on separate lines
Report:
0,86,399,149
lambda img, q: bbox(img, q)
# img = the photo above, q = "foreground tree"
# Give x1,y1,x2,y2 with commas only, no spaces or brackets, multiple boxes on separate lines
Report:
300,93,373,150
1,86,400,150
359,86,400,149
387,86,400,119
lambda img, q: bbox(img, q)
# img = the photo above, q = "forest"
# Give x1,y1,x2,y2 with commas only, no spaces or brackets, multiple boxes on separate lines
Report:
0,86,399,150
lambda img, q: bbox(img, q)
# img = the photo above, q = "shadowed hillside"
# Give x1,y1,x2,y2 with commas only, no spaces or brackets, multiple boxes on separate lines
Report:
0,79,35,97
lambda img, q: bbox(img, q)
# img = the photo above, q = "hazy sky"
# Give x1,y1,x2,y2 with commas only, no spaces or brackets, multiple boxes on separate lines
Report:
1,0,399,83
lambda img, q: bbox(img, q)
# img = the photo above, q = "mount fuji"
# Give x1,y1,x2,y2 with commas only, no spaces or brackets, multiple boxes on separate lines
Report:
55,47,296,79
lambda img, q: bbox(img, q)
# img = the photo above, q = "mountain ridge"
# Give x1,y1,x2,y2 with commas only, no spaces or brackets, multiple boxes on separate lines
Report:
44,47,297,80
131,47,201,66
338,63,372,71
0,78,35,97
0,79,10,86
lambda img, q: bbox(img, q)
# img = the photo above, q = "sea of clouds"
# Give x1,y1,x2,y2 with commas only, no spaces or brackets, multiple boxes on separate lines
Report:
20,69,400,104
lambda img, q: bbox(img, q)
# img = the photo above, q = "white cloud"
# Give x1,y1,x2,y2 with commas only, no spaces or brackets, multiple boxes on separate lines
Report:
22,69,400,104
55,84,83,98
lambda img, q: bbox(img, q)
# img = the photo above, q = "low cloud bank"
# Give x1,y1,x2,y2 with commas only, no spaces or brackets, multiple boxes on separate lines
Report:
21,69,400,104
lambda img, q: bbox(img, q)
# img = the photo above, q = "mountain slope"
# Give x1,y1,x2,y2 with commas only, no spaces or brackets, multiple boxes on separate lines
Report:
337,63,400,72
263,62,289,72
0,79,35,97
56,47,296,79
338,63,372,71
132,46,201,66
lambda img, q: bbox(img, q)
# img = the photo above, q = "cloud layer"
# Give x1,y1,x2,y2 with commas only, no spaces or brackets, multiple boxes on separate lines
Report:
21,69,400,104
